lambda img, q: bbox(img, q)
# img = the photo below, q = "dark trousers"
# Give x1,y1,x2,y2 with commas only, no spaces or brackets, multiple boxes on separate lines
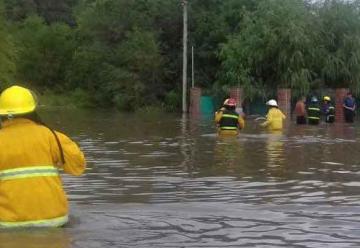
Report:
296,116,306,124
344,109,355,123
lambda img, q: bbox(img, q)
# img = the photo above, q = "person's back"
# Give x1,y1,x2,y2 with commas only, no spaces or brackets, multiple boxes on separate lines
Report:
0,86,86,228
307,97,321,125
261,100,286,131
215,98,245,136
343,93,356,123
294,97,306,124
263,108,286,130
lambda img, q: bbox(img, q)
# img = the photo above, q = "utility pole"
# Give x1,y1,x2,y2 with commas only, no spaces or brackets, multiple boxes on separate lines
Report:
192,46,194,88
182,0,188,113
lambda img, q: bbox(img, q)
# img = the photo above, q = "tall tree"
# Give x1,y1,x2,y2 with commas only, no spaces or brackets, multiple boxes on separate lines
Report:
219,0,317,98
315,0,360,93
68,0,164,109
4,0,78,24
14,16,75,90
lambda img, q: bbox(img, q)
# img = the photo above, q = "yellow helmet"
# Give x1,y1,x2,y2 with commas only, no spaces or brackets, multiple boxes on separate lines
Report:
323,96,331,101
0,85,37,116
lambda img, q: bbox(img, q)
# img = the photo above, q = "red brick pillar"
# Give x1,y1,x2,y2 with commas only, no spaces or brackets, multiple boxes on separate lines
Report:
190,87,201,115
335,88,347,123
229,87,243,106
277,88,291,117
230,87,244,115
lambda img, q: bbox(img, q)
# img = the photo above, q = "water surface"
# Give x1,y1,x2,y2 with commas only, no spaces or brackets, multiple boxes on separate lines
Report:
2,109,360,247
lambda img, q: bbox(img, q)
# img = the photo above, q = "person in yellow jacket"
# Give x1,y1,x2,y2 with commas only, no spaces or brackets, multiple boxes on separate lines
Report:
260,99,286,130
0,85,86,228
215,98,245,136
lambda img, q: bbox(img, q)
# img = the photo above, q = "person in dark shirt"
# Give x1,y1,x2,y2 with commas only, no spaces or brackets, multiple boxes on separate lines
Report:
343,92,356,123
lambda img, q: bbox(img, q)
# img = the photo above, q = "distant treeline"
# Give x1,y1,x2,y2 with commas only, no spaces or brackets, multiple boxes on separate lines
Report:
0,0,360,111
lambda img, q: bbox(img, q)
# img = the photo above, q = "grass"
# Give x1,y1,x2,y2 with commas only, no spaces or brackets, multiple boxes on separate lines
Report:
37,88,94,109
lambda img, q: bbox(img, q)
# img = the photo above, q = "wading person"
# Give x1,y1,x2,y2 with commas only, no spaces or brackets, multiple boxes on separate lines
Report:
294,96,307,124
260,99,286,131
307,96,321,125
322,96,335,123
215,98,245,136
0,85,86,228
343,92,356,123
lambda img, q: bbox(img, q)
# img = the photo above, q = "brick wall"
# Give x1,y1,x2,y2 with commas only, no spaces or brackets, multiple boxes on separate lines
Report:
277,88,291,117
335,88,348,123
229,87,243,106
189,87,201,115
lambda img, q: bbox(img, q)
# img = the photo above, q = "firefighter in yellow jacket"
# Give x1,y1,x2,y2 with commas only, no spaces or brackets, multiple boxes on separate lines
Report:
215,98,245,135
260,99,286,130
0,85,86,228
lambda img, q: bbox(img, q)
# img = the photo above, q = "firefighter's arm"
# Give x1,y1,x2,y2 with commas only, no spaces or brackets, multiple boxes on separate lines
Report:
214,109,224,123
52,131,86,176
238,116,245,129
260,113,271,127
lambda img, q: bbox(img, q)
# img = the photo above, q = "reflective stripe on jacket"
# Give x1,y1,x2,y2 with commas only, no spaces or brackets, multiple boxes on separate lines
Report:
0,118,86,228
307,103,321,120
0,166,58,181
0,215,68,228
214,109,245,135
219,111,239,130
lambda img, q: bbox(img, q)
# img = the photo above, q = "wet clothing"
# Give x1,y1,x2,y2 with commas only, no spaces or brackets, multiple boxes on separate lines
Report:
343,96,356,123
0,118,86,228
261,107,286,130
215,109,245,135
294,100,306,125
296,116,306,124
322,102,335,123
307,102,321,125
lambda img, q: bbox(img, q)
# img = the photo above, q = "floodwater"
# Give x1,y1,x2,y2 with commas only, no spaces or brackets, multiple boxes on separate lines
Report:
2,109,360,248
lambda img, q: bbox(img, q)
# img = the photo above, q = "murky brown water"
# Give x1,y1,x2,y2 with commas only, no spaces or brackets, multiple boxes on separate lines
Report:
2,109,360,247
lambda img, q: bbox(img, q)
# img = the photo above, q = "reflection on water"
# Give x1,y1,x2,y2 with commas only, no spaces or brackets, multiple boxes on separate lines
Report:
3,110,360,247
0,228,71,248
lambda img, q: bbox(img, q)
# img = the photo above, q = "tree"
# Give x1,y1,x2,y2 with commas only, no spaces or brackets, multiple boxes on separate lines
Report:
0,1,16,87
219,0,317,98
14,16,75,90
315,0,360,93
4,0,78,24
68,0,164,110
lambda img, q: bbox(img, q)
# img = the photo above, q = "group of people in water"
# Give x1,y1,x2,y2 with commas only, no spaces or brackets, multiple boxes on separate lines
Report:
215,98,286,135
294,92,356,125
0,83,357,228
215,92,357,135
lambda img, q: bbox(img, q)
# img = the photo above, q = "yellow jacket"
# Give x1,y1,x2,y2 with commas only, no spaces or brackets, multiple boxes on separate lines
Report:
215,110,245,135
0,118,86,228
261,107,286,130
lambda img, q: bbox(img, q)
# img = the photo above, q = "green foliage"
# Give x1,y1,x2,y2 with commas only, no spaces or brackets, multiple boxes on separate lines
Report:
1,0,360,111
189,0,259,88
14,16,75,90
38,88,93,108
135,105,165,117
219,0,316,98
0,1,15,87
315,0,360,93
68,0,165,110
164,90,181,112
4,0,78,24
